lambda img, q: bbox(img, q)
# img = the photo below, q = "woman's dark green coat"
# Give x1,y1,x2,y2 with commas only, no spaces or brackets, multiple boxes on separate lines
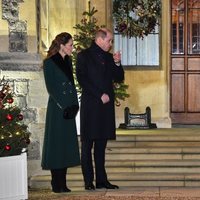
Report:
41,53,80,170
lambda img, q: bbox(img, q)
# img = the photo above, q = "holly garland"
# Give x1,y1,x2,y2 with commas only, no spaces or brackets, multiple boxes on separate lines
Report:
0,78,31,157
113,0,161,38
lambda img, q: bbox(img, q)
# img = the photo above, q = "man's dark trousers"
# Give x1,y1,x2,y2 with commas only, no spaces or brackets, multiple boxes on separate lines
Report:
81,139,108,185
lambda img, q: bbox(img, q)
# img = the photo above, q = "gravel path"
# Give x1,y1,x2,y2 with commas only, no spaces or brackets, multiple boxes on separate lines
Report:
28,189,200,200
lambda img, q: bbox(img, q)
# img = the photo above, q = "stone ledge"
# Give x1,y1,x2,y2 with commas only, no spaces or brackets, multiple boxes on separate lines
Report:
0,52,42,71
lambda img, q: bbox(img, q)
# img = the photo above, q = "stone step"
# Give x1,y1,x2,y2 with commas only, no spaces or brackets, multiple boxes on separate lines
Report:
29,130,200,189
31,160,200,176
106,147,200,154
76,128,200,144
107,141,200,147
30,162,200,177
135,142,200,147
133,160,200,167
105,160,200,167
68,165,200,174
29,173,200,189
105,153,200,160
68,167,200,174
116,128,200,137
114,135,200,142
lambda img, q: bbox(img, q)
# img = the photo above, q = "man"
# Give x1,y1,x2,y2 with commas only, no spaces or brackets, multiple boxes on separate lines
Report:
76,28,124,190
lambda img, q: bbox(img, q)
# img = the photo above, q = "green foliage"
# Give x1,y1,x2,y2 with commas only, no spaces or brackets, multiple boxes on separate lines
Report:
73,2,129,105
0,78,31,157
73,6,101,51
113,82,130,106
113,0,161,38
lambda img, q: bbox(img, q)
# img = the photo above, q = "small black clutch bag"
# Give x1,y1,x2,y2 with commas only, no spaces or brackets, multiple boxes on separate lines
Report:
63,105,79,119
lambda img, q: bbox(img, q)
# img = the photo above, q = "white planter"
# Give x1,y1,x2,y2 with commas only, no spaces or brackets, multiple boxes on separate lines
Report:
0,153,28,200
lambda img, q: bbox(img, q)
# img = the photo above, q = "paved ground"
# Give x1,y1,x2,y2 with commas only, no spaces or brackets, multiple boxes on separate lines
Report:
28,187,200,200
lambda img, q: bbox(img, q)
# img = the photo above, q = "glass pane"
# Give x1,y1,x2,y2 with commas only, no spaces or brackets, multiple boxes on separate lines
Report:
114,34,136,65
114,33,159,66
171,0,185,54
188,0,200,54
136,34,159,65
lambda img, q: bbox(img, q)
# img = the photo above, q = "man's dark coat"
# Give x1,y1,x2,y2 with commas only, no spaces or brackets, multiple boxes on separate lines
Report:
76,42,124,141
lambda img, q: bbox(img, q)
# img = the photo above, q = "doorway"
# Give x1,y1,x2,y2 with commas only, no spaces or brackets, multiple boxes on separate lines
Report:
170,0,200,124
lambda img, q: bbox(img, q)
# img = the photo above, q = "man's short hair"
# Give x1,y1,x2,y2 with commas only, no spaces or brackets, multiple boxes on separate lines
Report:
95,29,107,40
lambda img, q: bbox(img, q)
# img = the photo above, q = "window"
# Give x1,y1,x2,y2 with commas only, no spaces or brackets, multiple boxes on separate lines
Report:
114,26,160,66
188,0,200,54
171,0,200,55
171,0,185,54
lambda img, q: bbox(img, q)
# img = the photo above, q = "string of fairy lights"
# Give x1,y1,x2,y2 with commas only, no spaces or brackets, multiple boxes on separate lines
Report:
0,78,30,157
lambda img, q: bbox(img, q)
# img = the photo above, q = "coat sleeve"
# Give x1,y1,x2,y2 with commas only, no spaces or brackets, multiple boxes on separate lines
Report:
110,54,125,83
43,59,77,110
76,52,103,99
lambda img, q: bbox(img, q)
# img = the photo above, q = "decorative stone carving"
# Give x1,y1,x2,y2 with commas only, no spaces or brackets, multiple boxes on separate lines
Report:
2,0,27,52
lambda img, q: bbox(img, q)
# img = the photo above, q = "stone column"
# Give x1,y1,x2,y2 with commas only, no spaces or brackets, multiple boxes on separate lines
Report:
89,0,113,30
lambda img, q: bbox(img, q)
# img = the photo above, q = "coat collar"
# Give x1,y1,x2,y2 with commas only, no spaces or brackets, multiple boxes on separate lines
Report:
90,41,105,55
51,53,74,85
90,42,109,66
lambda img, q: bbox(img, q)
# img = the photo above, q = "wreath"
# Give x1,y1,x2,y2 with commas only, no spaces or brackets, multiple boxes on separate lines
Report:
113,0,161,38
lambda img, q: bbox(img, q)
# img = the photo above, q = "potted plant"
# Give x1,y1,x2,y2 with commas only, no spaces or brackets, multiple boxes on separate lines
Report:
0,77,31,200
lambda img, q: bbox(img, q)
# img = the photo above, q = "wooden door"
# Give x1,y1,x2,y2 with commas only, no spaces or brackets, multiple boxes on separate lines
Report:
170,0,200,124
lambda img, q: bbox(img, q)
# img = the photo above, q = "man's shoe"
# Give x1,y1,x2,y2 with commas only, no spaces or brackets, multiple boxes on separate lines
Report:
96,181,119,189
85,183,95,190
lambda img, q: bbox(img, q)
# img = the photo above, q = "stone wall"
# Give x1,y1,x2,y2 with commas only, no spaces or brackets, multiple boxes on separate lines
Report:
0,0,48,178
0,53,48,178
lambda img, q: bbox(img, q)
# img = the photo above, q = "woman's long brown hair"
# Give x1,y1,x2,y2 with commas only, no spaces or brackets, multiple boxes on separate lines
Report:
47,32,72,58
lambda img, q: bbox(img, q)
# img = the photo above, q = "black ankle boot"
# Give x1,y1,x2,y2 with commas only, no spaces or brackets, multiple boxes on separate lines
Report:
51,169,61,193
60,168,71,192
51,168,71,193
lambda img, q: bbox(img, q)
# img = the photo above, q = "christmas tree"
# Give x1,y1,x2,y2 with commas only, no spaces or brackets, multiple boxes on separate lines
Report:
0,78,31,157
73,1,129,105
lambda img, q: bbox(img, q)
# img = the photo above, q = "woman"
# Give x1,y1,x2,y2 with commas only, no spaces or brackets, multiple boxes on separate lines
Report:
41,32,80,193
